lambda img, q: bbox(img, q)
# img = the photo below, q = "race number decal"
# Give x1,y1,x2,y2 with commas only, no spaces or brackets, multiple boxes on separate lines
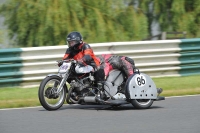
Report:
135,74,146,87
59,62,70,73
60,63,68,71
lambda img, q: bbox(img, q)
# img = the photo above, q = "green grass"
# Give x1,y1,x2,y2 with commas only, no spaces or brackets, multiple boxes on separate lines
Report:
153,75,200,96
0,75,200,109
0,87,40,109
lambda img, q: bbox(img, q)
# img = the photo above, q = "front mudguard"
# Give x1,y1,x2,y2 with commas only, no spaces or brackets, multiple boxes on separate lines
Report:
46,74,68,93
125,73,158,100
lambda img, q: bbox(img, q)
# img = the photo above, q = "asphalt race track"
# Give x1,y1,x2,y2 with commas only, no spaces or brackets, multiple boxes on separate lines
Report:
0,95,200,133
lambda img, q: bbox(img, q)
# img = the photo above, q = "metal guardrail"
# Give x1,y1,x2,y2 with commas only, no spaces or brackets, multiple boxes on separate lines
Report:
0,38,200,87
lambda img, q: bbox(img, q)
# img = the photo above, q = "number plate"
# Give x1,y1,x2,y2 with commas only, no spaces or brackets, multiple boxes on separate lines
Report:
58,62,70,73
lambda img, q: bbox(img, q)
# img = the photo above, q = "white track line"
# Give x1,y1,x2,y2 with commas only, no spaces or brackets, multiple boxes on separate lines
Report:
0,95,199,111
165,94,200,99
0,106,42,111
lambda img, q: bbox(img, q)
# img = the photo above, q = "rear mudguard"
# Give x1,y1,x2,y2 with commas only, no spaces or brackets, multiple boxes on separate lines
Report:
125,73,157,100
46,74,68,93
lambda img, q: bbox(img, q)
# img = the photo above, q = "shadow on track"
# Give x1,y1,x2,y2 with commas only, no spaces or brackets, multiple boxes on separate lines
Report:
39,103,164,111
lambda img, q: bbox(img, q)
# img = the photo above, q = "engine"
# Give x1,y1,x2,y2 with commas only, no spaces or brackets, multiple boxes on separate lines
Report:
70,73,94,92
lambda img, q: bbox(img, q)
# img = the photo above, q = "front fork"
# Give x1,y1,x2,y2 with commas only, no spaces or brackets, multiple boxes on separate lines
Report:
56,73,69,94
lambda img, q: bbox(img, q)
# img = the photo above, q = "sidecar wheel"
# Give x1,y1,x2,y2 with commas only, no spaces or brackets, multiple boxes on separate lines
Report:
38,75,67,111
131,99,153,109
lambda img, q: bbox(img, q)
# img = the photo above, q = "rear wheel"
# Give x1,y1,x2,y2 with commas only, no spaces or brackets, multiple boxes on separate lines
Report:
38,75,67,111
131,99,153,109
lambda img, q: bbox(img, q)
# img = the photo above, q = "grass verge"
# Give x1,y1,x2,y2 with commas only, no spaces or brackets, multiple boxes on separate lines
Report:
0,75,200,109
0,87,40,109
153,75,200,96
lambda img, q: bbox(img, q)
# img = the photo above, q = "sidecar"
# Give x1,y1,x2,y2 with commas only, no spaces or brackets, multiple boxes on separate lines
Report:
125,72,164,108
99,71,165,109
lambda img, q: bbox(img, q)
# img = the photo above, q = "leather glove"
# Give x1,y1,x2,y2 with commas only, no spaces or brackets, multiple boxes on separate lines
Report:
57,60,63,67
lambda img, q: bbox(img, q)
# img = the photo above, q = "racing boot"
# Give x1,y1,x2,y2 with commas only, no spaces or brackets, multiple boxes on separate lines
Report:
157,88,163,95
97,82,107,100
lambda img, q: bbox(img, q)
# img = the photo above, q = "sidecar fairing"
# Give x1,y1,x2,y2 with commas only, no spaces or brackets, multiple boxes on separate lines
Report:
125,72,165,101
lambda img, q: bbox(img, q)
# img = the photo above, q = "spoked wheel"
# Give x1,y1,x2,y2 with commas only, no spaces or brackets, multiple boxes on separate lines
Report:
131,99,153,109
38,75,67,111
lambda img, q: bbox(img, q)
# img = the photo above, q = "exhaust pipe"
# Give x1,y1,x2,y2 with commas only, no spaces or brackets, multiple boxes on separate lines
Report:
83,96,96,103
78,96,107,104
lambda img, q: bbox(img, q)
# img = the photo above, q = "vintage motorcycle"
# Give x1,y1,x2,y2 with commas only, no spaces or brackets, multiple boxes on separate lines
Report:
38,59,165,111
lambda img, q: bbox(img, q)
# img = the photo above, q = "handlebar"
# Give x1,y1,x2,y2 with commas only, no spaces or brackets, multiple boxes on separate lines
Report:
56,59,77,64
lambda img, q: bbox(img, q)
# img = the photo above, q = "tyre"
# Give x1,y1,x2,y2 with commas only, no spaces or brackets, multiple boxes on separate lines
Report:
38,75,67,111
131,99,153,109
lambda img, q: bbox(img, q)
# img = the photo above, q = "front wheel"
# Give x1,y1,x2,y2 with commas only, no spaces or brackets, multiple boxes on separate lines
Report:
38,75,67,111
131,99,153,109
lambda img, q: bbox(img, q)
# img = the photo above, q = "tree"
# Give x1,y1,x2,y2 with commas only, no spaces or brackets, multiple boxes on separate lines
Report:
140,0,200,38
0,0,149,47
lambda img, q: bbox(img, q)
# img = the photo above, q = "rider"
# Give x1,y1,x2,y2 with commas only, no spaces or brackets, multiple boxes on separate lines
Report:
59,31,105,85
97,54,135,79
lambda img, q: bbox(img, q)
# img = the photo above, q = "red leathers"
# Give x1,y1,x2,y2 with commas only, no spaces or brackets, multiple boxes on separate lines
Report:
97,54,135,79
63,42,100,68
